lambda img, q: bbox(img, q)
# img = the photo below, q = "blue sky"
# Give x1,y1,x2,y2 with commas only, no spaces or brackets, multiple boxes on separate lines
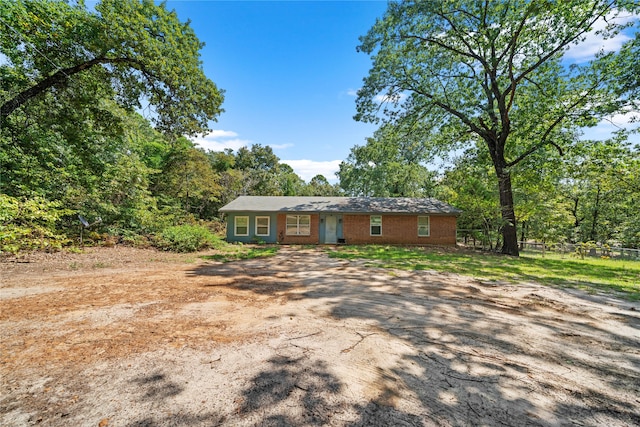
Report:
159,1,637,182
164,0,388,182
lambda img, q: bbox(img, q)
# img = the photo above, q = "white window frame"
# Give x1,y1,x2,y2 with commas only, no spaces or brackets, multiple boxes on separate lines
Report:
370,215,382,236
418,216,430,237
234,216,249,236
255,216,270,236
286,214,311,236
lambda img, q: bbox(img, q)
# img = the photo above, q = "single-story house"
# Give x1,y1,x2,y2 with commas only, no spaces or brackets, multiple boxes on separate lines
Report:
219,196,461,245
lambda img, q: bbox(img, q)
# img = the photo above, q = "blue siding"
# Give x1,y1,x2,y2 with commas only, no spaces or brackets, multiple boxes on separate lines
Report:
225,213,278,243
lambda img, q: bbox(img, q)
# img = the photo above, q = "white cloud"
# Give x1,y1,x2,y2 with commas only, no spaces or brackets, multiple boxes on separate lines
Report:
606,110,639,126
192,129,295,152
581,110,640,141
205,129,238,138
281,159,342,183
564,11,638,62
346,87,407,103
191,129,250,152
374,93,407,104
270,143,294,150
565,32,631,62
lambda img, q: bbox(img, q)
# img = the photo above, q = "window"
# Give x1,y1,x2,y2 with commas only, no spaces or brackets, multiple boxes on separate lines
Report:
234,216,249,236
255,216,270,236
370,215,382,236
418,216,430,237
286,215,311,235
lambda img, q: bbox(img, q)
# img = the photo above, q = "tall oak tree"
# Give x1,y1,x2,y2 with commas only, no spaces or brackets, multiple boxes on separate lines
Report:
355,0,638,255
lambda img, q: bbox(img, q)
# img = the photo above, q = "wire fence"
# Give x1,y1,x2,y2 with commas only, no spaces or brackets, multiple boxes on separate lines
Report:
456,229,640,260
517,242,640,260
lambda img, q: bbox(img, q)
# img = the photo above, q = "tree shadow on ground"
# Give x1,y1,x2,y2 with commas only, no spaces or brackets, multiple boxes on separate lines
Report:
125,371,223,426
234,353,431,426
239,355,344,426
130,372,183,401
189,248,640,426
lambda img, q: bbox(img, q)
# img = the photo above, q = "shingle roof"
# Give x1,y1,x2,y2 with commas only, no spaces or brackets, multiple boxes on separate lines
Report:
219,196,461,215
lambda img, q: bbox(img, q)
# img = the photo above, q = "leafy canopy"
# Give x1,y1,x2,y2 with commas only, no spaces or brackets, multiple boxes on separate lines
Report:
356,0,636,160
0,0,224,136
338,123,436,197
355,0,639,255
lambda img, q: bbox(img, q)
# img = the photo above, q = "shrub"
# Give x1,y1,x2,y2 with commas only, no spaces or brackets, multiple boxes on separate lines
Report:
156,224,222,252
0,195,71,254
573,241,597,260
120,232,152,248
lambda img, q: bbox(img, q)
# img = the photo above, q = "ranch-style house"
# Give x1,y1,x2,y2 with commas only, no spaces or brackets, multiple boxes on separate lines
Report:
219,196,461,245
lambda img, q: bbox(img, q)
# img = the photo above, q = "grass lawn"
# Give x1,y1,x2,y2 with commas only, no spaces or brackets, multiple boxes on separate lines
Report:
327,245,640,301
200,244,279,262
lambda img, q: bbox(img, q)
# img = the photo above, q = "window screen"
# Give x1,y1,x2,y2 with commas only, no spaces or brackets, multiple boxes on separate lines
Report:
418,216,430,236
234,216,249,236
370,215,382,236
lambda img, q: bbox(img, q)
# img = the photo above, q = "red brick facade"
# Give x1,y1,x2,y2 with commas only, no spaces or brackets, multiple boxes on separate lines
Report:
276,213,457,245
276,213,321,244
342,214,457,245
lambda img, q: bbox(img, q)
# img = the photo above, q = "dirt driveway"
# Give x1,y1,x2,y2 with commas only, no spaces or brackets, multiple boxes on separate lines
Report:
1,246,639,426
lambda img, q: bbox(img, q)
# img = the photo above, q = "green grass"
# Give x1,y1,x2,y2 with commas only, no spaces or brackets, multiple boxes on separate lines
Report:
327,245,640,300
200,244,279,262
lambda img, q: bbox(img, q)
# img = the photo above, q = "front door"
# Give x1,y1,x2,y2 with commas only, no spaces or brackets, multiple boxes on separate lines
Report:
324,215,337,244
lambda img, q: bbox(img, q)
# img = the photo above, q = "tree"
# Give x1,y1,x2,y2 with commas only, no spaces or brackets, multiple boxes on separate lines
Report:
338,124,436,197
1,0,227,242
155,138,222,218
234,144,308,196
611,29,640,100
355,0,638,255
209,149,237,173
235,144,281,173
277,164,306,196
0,0,223,137
305,175,343,196
437,149,502,249
559,137,640,246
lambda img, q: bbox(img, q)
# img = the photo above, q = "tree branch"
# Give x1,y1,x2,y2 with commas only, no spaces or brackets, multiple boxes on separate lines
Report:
437,10,490,70
505,2,613,99
1,56,149,121
399,34,486,68
503,5,536,114
505,52,609,168
400,68,490,141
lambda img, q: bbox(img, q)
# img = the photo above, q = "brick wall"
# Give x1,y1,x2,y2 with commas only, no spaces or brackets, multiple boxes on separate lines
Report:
273,213,457,245
343,214,457,245
276,213,320,244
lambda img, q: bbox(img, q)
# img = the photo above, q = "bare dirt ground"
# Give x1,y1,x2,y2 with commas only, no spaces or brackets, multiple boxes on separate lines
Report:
1,245,639,427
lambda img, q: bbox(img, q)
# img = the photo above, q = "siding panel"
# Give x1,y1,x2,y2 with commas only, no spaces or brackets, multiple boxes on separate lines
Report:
225,213,277,243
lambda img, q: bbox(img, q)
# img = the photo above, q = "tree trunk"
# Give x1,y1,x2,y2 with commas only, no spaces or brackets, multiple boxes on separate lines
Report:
571,197,581,228
589,185,601,242
483,220,491,251
496,168,520,256
519,221,527,250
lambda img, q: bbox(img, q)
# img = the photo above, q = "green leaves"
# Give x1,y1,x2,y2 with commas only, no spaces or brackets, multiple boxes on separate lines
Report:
1,0,223,136
156,224,222,252
0,0,232,250
0,194,72,253
356,0,638,254
338,123,436,197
